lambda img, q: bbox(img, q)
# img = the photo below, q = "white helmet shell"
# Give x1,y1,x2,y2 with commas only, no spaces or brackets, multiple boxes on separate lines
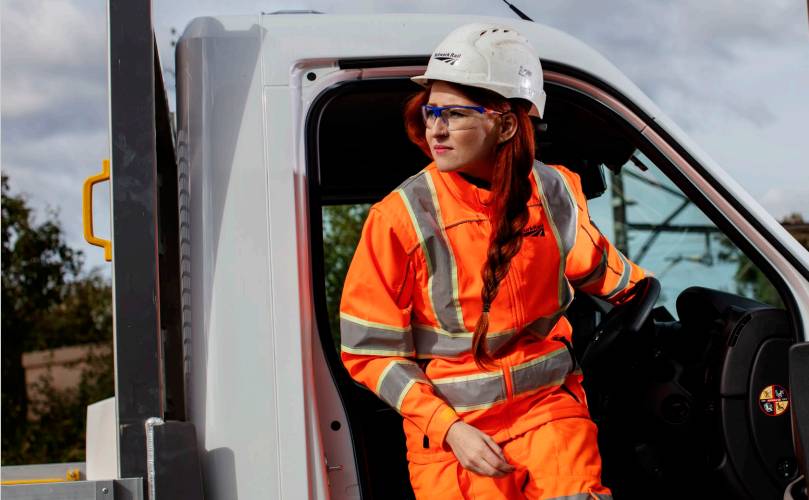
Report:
412,23,546,118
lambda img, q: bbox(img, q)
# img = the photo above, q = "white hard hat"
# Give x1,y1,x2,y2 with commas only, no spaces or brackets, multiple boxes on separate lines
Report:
412,23,546,118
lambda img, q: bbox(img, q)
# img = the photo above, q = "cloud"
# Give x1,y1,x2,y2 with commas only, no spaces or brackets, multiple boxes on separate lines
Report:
525,0,808,130
761,187,809,220
2,0,805,280
2,0,111,274
2,0,108,140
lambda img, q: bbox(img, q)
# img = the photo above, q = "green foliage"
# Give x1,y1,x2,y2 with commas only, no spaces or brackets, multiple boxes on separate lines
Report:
716,213,809,308
322,204,371,352
730,254,783,307
13,349,114,464
2,174,113,465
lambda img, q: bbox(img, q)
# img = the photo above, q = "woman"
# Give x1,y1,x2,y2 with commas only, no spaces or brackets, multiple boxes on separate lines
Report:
339,23,646,499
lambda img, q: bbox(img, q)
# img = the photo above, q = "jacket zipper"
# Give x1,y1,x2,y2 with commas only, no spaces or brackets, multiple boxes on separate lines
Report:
505,265,524,327
501,268,521,402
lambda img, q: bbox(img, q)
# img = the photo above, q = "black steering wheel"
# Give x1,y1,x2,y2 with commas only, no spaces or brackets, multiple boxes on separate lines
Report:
579,277,661,370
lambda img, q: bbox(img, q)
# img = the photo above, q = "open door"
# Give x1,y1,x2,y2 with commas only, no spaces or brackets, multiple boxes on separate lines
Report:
306,60,809,500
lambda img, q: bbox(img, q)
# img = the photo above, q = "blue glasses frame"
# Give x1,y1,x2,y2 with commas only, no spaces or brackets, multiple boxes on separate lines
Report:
421,104,503,129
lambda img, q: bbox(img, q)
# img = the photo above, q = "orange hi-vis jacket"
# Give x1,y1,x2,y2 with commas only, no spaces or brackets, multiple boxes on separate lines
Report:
340,161,646,462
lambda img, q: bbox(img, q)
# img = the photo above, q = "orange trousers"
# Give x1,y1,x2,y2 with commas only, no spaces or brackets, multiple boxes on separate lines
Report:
408,417,612,499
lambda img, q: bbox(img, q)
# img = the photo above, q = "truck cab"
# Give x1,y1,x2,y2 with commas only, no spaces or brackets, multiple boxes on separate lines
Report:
170,13,809,499
4,8,808,500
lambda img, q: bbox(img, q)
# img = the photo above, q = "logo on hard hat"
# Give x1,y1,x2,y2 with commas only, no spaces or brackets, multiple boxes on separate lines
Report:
518,65,532,77
434,51,462,65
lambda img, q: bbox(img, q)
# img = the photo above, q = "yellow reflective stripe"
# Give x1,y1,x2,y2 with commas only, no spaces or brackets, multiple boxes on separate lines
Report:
396,185,443,337
432,371,507,412
428,346,575,412
396,185,432,282
339,312,410,332
376,360,427,412
341,345,416,357
412,323,517,358
424,172,465,330
557,172,579,255
602,251,632,299
432,370,503,385
571,249,608,288
533,166,567,308
533,163,578,309
510,346,568,372
376,360,400,395
510,348,572,397
446,400,505,413
397,174,465,333
340,313,414,354
413,322,516,339
395,379,419,411
411,313,563,359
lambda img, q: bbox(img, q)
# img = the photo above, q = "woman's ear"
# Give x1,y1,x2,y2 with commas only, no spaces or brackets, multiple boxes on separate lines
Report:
497,112,518,144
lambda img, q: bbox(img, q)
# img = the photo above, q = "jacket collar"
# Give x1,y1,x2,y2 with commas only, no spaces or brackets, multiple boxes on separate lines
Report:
430,162,494,214
429,162,542,214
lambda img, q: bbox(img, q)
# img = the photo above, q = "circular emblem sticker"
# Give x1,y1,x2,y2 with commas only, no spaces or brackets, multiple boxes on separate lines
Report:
759,384,789,417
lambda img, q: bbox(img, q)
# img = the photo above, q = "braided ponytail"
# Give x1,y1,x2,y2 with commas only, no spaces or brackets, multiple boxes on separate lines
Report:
403,83,537,370
469,98,535,369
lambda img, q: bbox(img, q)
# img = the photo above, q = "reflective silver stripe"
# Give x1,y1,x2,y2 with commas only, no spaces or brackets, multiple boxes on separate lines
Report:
510,347,573,397
533,162,578,308
533,162,578,255
412,310,564,357
602,251,632,300
432,371,507,412
340,313,415,356
429,345,571,411
412,324,516,358
396,173,465,333
376,361,427,412
523,311,565,341
560,277,574,311
571,248,608,288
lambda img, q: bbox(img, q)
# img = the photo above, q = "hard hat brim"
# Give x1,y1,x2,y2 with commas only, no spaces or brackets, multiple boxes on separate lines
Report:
409,75,544,118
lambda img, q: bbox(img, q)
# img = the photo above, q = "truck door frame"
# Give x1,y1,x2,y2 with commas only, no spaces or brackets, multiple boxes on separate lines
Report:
107,0,192,495
304,59,809,498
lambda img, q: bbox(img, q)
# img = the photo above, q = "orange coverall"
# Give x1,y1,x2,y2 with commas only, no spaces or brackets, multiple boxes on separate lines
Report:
340,161,646,499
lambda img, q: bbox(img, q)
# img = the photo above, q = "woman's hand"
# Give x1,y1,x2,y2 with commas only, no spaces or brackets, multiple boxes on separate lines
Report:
444,421,516,477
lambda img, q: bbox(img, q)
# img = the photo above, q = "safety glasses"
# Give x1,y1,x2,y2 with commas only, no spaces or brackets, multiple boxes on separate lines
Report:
421,104,504,131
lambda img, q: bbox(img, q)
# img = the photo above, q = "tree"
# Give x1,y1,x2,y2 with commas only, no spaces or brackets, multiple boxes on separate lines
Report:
717,213,809,308
322,204,371,351
2,174,113,465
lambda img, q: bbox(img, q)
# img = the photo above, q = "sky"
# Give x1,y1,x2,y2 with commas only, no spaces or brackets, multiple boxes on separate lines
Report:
2,0,808,276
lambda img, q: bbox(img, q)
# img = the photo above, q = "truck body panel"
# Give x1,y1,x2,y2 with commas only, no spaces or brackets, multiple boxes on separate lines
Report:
4,10,806,500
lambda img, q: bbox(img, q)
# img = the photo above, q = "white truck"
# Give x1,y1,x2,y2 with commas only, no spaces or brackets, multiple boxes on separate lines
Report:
2,3,808,500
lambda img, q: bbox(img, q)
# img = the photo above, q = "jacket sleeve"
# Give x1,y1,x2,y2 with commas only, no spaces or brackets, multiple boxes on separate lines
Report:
563,170,650,304
340,206,460,446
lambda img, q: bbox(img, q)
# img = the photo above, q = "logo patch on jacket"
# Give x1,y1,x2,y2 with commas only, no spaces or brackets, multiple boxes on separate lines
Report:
434,51,461,65
522,224,545,237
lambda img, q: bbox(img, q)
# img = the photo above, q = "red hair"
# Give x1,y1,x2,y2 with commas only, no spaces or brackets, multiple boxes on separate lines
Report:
403,82,536,369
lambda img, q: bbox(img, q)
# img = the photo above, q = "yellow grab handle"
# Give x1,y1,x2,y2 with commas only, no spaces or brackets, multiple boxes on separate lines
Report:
0,467,82,485
83,159,112,261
